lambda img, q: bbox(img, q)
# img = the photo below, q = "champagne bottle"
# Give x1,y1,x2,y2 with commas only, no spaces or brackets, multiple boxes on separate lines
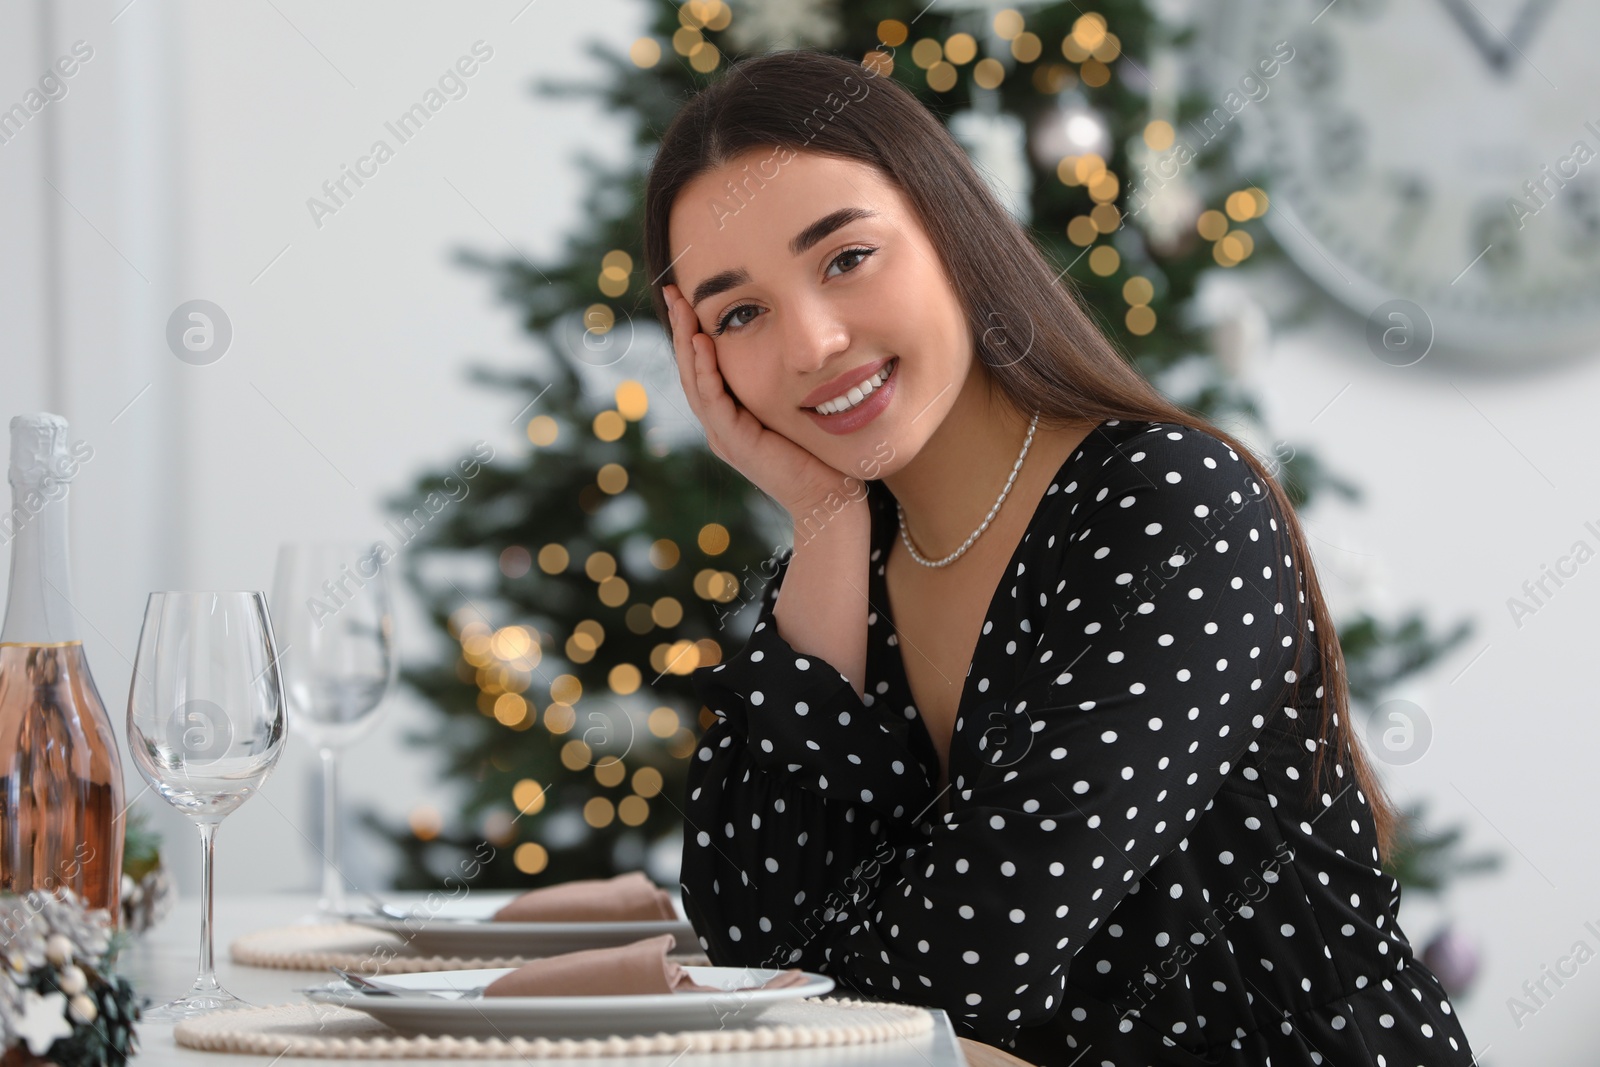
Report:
0,413,124,916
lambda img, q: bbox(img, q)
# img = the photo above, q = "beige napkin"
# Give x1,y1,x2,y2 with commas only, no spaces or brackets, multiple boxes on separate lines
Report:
492,870,678,923
484,932,810,997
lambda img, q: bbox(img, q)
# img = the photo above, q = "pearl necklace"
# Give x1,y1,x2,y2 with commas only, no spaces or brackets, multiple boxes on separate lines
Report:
896,411,1040,568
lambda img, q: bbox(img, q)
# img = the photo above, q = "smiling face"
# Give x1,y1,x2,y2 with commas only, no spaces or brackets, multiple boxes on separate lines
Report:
666,149,975,479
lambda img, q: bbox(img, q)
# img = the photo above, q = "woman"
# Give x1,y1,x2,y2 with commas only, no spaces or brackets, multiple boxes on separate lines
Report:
643,49,1476,1066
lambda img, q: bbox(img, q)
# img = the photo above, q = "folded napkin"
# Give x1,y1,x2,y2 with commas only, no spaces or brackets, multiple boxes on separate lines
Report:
492,870,679,923
484,933,810,997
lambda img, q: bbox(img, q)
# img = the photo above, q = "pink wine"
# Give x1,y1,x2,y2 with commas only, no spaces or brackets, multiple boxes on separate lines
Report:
0,414,124,916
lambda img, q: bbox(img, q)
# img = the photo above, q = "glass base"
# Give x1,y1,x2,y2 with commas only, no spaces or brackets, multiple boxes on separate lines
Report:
142,985,250,1020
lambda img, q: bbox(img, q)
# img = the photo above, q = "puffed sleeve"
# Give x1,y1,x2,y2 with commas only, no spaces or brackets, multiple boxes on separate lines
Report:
680,546,940,972
694,428,1316,1042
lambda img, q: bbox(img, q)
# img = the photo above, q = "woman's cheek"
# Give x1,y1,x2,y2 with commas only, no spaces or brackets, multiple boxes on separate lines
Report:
719,343,789,427
722,362,772,419
717,360,749,408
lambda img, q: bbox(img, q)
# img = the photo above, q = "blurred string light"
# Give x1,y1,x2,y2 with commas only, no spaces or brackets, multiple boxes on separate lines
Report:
609,663,642,694
1199,187,1269,267
1062,12,1120,86
561,738,592,770
585,796,615,828
619,0,732,73
597,463,628,494
514,841,548,874
633,766,664,796
650,637,722,676
527,414,558,446
648,539,679,569
449,439,718,767
513,778,547,815
545,704,575,733
697,522,728,554
624,595,683,636
598,250,632,297
648,707,680,738
408,805,443,841
567,618,603,664
551,673,582,705
1123,275,1157,336
528,379,644,448
584,304,615,335
594,756,627,787
615,380,648,420
618,795,650,826
586,550,628,606
494,693,530,728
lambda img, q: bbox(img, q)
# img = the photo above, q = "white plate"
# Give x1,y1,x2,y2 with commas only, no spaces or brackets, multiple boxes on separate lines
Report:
346,892,701,957
305,966,835,1038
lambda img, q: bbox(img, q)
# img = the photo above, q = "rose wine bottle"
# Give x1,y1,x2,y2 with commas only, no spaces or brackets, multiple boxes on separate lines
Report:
0,413,124,916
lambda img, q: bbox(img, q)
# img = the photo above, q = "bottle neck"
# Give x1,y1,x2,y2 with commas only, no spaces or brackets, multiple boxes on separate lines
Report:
1,480,80,645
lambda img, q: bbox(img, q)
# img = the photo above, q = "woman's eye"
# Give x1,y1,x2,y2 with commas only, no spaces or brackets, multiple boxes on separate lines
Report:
713,246,877,336
828,246,876,277
713,304,762,336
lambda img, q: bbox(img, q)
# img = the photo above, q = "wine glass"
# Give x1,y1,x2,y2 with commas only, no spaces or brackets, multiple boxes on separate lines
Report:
126,591,288,1017
270,541,396,917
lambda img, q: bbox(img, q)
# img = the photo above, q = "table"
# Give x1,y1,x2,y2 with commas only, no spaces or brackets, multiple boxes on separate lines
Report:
118,893,975,1066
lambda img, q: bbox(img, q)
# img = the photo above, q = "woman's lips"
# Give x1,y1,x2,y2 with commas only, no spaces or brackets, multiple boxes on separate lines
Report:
802,357,897,436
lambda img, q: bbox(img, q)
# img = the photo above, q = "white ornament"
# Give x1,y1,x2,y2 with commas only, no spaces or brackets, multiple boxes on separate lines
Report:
1030,94,1109,168
68,993,98,1025
57,964,87,996
16,989,74,1056
43,934,74,968
951,109,1033,223
721,0,841,52
1194,276,1269,382
1126,144,1202,253
1210,297,1269,381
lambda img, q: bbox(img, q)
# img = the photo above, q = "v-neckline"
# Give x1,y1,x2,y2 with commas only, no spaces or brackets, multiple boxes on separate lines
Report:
865,418,1119,814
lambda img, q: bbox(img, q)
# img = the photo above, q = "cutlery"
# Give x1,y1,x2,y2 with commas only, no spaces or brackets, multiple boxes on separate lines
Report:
327,967,486,1000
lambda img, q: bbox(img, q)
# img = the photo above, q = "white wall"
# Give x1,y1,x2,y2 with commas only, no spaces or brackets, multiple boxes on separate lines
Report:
0,0,636,903
3,2,1598,1062
1247,313,1600,1066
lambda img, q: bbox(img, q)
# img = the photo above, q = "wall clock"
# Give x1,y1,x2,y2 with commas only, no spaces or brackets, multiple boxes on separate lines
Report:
1214,0,1600,365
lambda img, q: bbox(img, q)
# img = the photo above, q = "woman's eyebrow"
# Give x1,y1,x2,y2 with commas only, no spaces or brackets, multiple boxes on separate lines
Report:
688,206,881,308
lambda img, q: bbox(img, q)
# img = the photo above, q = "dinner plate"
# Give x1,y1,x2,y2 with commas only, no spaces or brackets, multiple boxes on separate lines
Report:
345,891,701,957
304,965,835,1038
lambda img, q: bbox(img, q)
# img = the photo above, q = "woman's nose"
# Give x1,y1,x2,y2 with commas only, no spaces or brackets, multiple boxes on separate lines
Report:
781,295,852,376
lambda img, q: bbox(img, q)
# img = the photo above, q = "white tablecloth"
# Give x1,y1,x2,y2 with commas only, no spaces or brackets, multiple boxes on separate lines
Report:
118,892,969,1066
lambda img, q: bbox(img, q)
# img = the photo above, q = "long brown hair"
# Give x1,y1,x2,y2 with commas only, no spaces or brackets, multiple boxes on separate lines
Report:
642,49,1398,862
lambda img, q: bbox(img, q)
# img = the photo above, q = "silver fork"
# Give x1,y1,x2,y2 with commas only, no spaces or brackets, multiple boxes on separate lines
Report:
329,966,486,1000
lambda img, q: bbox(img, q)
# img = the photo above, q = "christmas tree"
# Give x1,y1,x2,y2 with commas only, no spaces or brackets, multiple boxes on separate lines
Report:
365,1,1498,988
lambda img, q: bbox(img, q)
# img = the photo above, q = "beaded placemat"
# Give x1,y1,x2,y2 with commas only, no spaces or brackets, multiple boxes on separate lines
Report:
229,922,711,973
173,998,934,1058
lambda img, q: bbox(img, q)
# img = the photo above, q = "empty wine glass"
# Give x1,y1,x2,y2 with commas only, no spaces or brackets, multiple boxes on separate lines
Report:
271,542,396,917
127,591,287,1017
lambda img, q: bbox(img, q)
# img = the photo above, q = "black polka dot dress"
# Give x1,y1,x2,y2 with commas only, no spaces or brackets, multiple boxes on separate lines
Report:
681,419,1477,1066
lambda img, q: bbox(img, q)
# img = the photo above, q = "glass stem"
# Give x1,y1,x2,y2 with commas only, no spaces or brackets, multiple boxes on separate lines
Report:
195,820,221,993
320,747,344,914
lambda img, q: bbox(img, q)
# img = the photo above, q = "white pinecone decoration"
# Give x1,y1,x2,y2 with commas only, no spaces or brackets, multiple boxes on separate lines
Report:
119,867,175,936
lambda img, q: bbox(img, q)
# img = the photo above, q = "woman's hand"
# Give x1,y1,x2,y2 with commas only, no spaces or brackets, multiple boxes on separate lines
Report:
663,283,866,523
